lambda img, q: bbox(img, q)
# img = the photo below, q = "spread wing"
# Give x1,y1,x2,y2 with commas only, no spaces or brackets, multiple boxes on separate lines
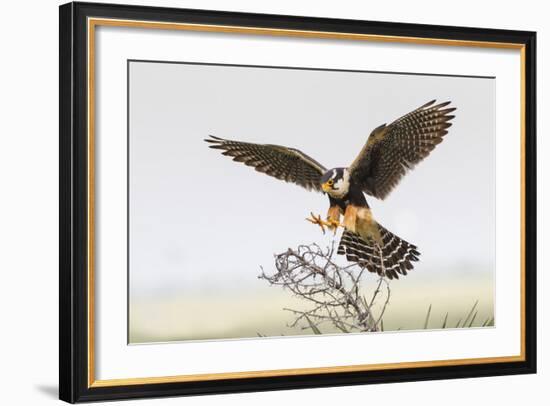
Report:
348,100,456,199
205,135,327,192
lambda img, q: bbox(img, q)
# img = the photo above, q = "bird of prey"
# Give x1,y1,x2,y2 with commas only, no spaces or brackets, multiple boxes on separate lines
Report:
205,100,455,279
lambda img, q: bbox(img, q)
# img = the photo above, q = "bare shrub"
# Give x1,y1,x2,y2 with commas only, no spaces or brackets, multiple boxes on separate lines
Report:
259,242,390,334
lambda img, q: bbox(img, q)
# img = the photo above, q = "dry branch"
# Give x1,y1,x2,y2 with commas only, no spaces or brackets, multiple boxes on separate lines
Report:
259,241,391,333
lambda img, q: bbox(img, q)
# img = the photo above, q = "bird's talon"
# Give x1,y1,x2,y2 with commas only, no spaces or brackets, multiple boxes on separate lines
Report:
306,212,338,235
326,219,343,234
306,212,327,234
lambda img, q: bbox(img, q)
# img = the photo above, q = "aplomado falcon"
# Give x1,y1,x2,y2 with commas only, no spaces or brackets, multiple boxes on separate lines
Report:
206,100,455,279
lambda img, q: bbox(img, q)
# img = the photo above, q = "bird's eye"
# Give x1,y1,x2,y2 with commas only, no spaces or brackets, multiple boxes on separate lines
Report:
327,179,334,186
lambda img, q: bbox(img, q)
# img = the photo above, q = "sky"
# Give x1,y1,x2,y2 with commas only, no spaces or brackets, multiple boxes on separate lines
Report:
128,60,495,342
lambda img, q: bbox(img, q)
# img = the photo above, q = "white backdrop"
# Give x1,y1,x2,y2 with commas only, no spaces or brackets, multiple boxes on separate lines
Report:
95,22,517,380
0,0,545,405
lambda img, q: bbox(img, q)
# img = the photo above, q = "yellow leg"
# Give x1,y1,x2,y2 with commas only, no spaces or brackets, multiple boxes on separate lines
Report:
306,212,344,234
326,218,344,234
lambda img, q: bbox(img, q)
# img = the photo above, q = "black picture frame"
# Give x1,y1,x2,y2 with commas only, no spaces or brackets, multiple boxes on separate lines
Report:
59,1,537,403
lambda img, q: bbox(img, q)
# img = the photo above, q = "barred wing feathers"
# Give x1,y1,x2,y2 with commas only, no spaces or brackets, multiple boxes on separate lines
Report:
205,135,326,192
349,100,456,200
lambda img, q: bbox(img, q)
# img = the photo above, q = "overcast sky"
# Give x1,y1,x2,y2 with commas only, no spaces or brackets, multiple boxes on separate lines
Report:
128,60,495,302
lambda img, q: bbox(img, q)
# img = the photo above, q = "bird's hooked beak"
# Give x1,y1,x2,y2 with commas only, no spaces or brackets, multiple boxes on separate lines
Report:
321,182,331,193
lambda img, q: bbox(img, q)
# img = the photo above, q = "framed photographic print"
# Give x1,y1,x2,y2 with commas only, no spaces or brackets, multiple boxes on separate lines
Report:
59,1,536,403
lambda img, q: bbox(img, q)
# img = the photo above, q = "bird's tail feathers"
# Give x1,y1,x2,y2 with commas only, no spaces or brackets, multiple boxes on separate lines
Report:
337,226,420,279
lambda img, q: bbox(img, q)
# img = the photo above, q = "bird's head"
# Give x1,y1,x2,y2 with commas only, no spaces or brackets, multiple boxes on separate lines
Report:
320,168,350,199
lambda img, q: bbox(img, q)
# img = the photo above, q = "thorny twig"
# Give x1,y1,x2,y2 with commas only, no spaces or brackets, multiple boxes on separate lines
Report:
258,241,391,333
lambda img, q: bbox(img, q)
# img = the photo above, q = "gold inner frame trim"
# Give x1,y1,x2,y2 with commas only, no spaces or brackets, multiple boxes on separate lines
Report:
87,17,527,388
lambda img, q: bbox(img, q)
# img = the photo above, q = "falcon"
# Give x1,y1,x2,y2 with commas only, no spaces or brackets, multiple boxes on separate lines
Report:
205,100,455,279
